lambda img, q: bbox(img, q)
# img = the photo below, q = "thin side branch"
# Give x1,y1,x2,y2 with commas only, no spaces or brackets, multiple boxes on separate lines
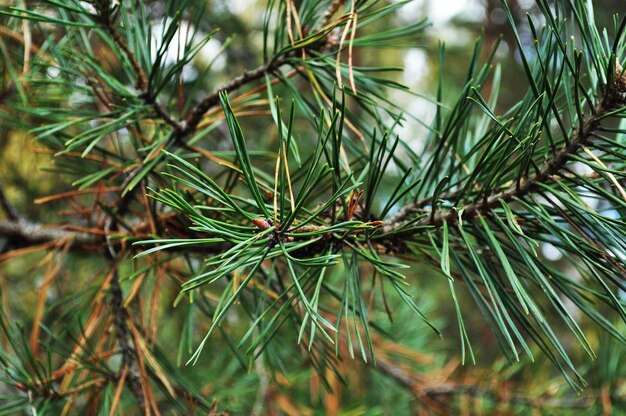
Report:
106,21,147,90
384,99,611,233
94,3,179,130
319,0,347,30
178,0,348,142
0,219,96,248
108,260,146,413
179,56,290,139
93,1,147,91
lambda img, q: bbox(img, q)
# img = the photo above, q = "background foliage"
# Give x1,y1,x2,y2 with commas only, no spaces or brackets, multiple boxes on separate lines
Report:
0,0,625,414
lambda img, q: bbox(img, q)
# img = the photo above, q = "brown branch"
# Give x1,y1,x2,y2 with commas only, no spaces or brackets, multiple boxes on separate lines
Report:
141,91,181,131
107,23,146,89
94,2,147,91
177,0,349,142
319,0,348,30
97,0,344,146
178,56,290,139
114,6,346,204
0,215,216,255
108,259,146,413
383,99,611,234
396,168,610,220
93,2,180,131
0,219,96,248
14,377,110,401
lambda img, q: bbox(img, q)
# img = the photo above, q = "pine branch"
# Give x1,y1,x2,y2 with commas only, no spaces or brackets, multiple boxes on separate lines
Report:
175,0,348,143
91,0,179,130
383,96,616,234
0,218,96,248
92,1,146,91
101,19,147,91
0,216,222,255
14,377,109,402
319,0,348,30
178,56,290,139
3,1,625,412
108,259,146,413
112,3,347,215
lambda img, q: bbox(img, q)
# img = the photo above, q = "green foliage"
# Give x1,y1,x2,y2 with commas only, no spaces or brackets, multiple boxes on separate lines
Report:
0,0,625,414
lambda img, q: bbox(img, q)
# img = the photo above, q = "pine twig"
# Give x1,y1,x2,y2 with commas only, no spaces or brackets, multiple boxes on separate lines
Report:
92,1,147,91
319,0,347,30
0,219,96,248
108,258,146,413
179,56,290,140
93,2,179,130
383,98,612,234
177,0,349,143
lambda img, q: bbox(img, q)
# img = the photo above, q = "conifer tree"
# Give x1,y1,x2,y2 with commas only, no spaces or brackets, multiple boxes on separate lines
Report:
0,0,624,414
